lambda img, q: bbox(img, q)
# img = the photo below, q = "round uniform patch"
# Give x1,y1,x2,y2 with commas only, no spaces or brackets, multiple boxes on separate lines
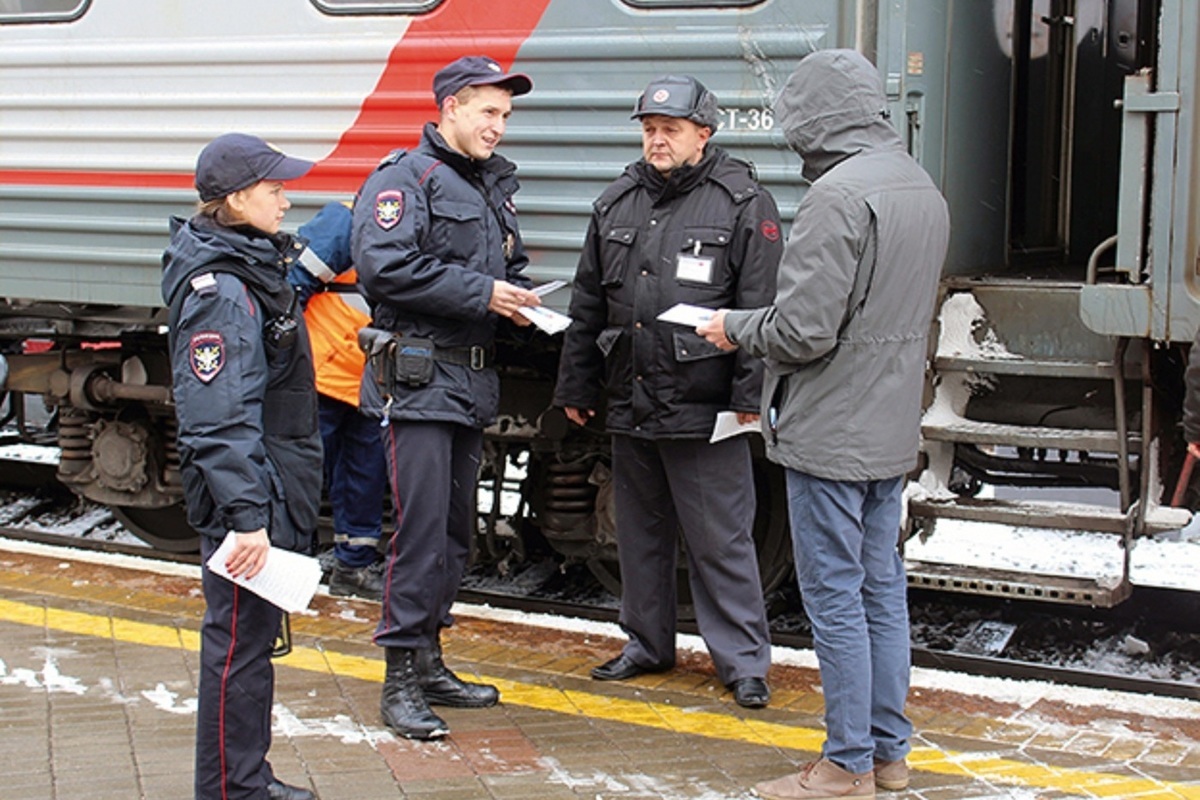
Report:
760,220,781,242
652,88,671,104
374,190,404,230
189,332,225,383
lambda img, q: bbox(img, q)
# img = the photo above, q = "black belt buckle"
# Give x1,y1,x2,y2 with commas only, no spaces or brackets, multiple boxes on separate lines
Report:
470,346,486,371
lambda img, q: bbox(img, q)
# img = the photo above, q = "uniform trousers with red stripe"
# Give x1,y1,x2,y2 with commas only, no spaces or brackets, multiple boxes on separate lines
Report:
375,420,482,649
196,535,282,800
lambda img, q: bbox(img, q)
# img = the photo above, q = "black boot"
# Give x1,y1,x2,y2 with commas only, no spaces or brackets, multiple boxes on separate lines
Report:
416,643,500,708
381,647,449,739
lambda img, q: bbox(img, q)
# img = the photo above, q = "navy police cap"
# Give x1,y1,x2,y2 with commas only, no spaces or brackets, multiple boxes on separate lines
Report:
433,55,533,107
195,133,314,202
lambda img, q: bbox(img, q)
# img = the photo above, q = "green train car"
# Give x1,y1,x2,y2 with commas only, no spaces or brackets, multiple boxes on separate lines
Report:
1,0,1196,605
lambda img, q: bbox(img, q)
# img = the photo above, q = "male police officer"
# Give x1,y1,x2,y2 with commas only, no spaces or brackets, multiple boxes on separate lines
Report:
351,55,540,740
554,75,781,708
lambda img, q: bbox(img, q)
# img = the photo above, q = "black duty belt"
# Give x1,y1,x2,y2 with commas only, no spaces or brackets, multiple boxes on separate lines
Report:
433,345,493,371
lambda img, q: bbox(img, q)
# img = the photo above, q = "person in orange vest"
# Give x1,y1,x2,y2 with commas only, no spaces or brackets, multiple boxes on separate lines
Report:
288,200,386,601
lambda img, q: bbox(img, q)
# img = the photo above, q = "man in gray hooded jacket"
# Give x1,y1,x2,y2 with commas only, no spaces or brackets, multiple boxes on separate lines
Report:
699,50,949,799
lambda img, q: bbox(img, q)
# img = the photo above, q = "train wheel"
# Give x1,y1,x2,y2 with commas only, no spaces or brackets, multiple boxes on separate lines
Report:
585,456,792,618
112,504,201,553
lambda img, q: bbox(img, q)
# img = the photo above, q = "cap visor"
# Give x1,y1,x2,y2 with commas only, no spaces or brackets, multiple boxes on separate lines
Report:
479,73,533,97
263,154,315,182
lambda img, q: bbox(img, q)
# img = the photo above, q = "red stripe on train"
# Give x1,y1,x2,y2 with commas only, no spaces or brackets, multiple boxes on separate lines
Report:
0,0,553,195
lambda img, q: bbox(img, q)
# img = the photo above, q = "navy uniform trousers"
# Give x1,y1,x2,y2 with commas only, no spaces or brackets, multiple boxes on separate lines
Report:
374,420,482,649
610,433,772,686
195,535,282,800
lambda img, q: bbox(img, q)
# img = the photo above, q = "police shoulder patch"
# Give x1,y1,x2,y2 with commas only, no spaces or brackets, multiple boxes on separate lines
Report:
374,190,404,230
189,331,225,383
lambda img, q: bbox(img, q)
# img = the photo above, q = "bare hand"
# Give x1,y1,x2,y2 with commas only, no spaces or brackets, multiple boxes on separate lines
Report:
736,412,760,426
564,406,594,426
489,280,540,320
697,309,734,351
225,528,270,579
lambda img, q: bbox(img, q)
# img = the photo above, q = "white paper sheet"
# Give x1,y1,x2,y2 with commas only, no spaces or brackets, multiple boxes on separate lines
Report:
709,410,762,443
206,533,323,613
517,304,573,334
656,303,715,327
531,280,567,297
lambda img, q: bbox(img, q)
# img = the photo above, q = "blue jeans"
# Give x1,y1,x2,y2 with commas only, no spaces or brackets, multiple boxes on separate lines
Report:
319,394,386,568
786,469,912,774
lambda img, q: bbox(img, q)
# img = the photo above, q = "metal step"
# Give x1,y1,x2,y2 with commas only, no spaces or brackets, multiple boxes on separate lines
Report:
909,496,1189,536
904,559,1132,607
909,495,1150,533
935,355,1118,380
922,418,1133,453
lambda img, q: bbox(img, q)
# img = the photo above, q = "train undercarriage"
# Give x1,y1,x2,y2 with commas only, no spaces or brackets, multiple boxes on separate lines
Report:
0,286,1195,610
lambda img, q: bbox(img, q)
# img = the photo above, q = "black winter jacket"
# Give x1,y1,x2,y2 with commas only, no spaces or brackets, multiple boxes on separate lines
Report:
161,214,323,550
352,123,532,428
554,146,782,437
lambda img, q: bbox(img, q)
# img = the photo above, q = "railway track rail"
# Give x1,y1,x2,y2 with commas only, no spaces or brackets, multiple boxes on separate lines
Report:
1,490,1197,702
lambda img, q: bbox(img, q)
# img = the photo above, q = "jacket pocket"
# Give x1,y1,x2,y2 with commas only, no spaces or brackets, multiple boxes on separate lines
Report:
676,225,733,293
600,226,637,287
672,330,725,362
263,387,317,437
672,330,733,404
429,198,483,264
596,326,622,358
264,457,306,551
596,326,632,394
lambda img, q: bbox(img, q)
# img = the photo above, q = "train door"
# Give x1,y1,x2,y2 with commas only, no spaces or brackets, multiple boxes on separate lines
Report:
1005,0,1156,273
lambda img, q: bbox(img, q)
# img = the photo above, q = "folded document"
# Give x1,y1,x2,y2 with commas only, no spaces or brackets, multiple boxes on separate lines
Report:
207,533,323,613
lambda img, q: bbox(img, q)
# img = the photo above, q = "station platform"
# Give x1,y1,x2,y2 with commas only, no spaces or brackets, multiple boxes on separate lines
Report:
2,541,1199,800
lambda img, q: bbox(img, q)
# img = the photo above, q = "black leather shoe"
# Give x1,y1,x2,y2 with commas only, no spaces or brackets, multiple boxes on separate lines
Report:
590,653,670,681
267,779,315,800
731,676,770,708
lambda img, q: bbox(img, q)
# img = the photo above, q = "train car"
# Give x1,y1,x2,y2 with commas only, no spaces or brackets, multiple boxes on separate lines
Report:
0,0,1196,606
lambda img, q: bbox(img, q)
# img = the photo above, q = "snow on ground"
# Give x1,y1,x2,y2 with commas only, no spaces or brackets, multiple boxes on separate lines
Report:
905,517,1200,591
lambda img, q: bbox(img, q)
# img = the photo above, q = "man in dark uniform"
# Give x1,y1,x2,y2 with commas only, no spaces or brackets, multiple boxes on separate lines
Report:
162,132,321,800
554,75,782,708
351,55,540,740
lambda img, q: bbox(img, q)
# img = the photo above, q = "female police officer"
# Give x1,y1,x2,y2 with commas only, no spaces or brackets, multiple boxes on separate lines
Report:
162,133,320,800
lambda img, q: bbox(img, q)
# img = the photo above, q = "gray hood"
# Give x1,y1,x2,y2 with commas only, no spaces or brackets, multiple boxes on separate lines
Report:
774,48,901,182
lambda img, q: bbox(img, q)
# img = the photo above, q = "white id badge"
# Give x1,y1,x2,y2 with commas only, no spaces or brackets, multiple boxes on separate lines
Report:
676,254,714,284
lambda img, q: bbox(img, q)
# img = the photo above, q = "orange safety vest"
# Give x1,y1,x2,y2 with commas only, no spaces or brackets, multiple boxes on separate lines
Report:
304,269,371,406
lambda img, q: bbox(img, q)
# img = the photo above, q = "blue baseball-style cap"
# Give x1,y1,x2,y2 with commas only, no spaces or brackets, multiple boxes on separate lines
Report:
433,55,533,107
194,133,314,202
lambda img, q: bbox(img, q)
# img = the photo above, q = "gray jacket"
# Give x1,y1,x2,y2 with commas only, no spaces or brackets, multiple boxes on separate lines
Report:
724,49,950,481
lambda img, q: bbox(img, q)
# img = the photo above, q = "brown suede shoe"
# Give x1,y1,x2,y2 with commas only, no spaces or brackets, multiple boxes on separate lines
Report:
753,758,875,800
873,758,909,791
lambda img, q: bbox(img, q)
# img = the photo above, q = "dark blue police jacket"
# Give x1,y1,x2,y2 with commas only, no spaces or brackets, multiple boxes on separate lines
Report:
162,214,322,551
351,122,532,429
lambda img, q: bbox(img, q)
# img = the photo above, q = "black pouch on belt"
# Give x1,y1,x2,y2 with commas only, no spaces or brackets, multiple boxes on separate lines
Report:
393,336,435,387
358,327,398,389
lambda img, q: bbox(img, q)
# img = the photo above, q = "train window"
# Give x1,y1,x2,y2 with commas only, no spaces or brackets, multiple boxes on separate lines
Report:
311,0,443,14
621,0,763,7
0,0,88,23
